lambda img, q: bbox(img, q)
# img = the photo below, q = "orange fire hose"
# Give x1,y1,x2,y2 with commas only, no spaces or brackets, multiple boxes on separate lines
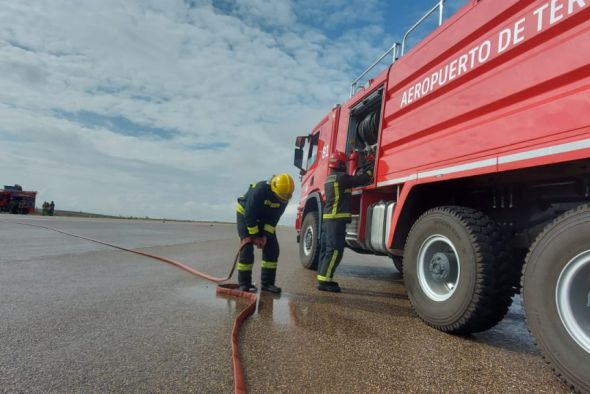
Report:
4,220,256,394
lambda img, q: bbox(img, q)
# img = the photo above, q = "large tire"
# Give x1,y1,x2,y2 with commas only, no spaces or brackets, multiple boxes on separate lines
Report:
522,204,590,394
403,206,514,334
299,211,320,270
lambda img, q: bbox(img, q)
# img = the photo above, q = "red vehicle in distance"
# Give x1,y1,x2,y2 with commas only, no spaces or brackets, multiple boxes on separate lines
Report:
0,185,37,215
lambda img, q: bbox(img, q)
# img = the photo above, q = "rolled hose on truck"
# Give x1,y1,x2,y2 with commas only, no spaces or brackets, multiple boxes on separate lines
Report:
6,220,256,394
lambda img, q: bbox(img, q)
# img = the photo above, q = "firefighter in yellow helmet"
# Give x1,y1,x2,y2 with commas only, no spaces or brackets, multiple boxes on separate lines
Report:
236,173,295,293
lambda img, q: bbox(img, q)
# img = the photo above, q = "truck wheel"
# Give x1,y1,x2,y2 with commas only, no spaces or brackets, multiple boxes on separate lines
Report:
403,206,513,334
392,256,403,275
522,204,590,393
299,211,320,270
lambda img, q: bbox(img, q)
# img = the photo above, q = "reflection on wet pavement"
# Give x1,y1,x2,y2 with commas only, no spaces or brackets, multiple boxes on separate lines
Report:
472,295,539,356
242,252,571,394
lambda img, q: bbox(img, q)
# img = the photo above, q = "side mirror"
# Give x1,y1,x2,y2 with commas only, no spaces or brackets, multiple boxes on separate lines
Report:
294,148,305,175
295,136,307,149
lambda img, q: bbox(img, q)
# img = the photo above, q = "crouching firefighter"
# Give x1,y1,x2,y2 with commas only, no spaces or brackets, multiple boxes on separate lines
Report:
317,152,373,292
236,173,295,293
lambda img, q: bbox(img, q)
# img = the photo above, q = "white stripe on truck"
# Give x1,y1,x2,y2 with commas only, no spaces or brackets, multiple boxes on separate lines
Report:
377,138,590,187
498,138,590,164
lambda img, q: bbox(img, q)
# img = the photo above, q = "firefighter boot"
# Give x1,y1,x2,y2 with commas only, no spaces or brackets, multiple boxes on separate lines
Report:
238,270,257,292
261,268,281,294
318,281,341,292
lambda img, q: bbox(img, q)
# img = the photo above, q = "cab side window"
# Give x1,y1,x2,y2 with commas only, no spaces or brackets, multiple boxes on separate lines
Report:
306,132,320,169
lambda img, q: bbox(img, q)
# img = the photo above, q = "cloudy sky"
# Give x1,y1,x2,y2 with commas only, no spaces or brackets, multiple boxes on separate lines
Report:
0,0,467,224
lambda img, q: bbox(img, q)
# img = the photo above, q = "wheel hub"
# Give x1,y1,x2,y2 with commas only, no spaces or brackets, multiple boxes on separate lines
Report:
556,250,590,354
303,226,314,256
429,252,452,280
417,235,460,302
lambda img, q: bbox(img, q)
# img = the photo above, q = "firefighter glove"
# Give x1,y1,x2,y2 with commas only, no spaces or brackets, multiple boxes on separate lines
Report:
254,236,267,249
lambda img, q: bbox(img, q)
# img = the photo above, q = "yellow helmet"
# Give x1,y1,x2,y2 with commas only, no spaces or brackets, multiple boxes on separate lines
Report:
270,173,295,202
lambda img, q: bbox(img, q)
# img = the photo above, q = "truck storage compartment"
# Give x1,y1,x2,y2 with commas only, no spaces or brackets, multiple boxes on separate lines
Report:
365,202,378,252
368,202,387,253
385,201,395,249
365,201,396,255
345,215,366,250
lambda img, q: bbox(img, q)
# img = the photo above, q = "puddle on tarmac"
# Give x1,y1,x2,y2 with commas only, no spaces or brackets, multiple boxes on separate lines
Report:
256,293,296,325
472,295,539,355
177,283,301,325
254,293,342,327
337,264,400,282
177,283,244,310
180,284,402,330
181,284,545,357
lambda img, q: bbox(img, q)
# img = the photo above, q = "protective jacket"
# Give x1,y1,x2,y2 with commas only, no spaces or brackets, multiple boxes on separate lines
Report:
323,170,372,221
237,181,287,237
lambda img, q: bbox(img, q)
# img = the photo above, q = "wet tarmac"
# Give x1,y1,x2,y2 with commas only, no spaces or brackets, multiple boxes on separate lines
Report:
0,215,572,393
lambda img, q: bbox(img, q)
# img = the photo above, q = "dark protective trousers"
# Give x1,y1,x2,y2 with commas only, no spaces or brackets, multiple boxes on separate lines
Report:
317,219,347,282
236,213,280,286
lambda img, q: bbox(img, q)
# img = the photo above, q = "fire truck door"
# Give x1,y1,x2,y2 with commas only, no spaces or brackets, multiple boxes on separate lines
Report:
300,117,333,194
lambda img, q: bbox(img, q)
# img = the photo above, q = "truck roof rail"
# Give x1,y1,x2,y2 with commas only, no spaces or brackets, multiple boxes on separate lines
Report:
401,0,446,56
351,43,400,97
350,0,446,98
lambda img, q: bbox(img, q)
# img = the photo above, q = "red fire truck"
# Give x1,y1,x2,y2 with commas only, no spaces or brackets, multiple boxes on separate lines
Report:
0,185,37,215
293,0,590,391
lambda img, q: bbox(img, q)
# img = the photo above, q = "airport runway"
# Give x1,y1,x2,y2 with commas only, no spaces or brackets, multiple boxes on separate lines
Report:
0,215,570,393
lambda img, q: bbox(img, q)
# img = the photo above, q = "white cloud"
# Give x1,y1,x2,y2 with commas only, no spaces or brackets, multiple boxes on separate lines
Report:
0,0,451,224
233,0,296,27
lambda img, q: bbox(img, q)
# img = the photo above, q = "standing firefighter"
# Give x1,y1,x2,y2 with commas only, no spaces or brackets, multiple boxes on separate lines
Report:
317,152,373,292
236,173,295,293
